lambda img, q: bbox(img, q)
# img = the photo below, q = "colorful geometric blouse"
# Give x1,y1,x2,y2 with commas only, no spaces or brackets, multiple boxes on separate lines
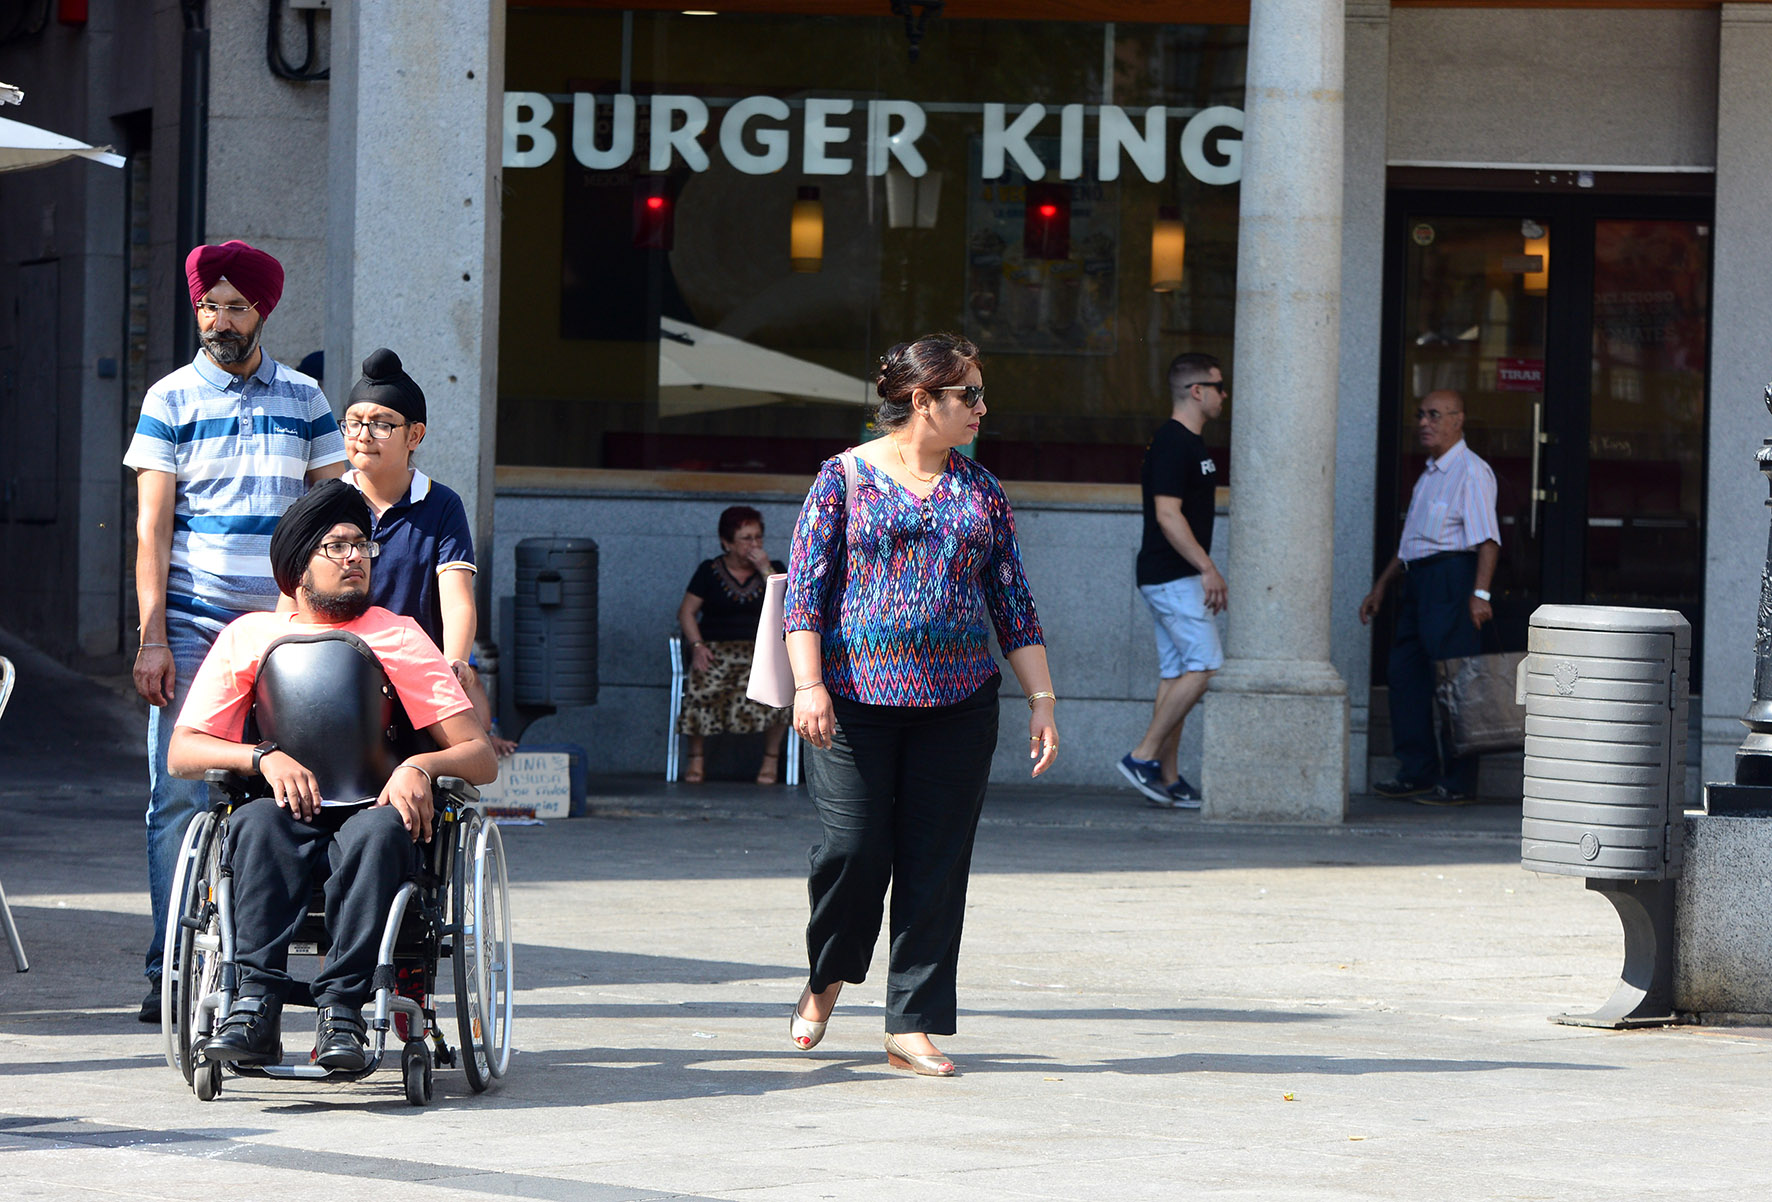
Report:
784,450,1045,707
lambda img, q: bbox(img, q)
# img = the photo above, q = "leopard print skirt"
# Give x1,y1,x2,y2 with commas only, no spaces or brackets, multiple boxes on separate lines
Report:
678,640,791,735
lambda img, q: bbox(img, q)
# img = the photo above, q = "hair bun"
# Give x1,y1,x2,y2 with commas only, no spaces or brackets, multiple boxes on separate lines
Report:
361,346,404,381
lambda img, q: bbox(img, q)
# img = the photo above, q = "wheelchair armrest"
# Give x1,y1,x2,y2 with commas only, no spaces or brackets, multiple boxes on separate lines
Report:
436,775,480,804
204,767,258,804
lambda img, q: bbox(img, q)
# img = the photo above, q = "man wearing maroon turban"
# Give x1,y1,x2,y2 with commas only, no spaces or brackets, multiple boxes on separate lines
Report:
122,239,348,1023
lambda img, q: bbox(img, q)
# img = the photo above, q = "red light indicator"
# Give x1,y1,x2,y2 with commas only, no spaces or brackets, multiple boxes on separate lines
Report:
646,196,666,211
1037,203,1058,219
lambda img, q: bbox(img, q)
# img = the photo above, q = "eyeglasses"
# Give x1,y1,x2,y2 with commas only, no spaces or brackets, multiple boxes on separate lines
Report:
315,539,381,562
935,385,987,409
342,418,408,440
1416,407,1461,424
194,300,257,320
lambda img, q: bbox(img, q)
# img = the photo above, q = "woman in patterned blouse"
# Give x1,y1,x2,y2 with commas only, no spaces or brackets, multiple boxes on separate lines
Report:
782,333,1058,1077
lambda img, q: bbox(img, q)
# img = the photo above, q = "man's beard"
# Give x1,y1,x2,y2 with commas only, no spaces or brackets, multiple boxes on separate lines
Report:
201,319,263,365
300,570,372,622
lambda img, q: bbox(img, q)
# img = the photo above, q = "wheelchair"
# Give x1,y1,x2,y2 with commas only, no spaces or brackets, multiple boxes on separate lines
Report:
159,630,513,1105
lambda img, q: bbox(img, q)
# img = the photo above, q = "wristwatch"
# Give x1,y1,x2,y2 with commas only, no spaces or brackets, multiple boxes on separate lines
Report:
251,740,279,776
1472,589,1492,602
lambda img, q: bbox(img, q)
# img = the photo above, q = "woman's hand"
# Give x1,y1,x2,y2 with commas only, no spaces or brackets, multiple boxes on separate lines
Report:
743,545,772,575
690,642,713,674
449,658,479,690
1027,698,1058,778
793,682,835,750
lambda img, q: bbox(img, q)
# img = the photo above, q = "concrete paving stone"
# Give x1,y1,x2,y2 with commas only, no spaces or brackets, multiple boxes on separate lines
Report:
4,627,1772,1199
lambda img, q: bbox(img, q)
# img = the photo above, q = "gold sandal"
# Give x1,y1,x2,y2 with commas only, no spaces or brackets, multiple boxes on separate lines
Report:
885,1034,955,1077
756,751,780,785
684,754,705,784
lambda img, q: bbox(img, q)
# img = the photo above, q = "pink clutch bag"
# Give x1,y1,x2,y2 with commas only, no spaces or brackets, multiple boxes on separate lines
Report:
748,451,856,709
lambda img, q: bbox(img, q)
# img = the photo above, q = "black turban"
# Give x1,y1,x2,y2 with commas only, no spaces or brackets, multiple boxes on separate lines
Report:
269,479,375,597
346,347,426,424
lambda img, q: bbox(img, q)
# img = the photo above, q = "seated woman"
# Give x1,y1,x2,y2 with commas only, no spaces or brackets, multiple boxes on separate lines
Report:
676,506,790,784
335,348,513,753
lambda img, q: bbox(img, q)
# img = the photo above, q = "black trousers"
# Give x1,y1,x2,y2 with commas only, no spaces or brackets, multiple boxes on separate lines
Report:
803,676,1000,1036
228,798,416,1009
1389,552,1482,791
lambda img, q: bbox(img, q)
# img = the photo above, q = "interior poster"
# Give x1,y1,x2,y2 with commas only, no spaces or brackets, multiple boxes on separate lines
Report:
964,137,1119,355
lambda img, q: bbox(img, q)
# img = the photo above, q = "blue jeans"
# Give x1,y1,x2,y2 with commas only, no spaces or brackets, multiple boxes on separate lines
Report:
144,616,220,982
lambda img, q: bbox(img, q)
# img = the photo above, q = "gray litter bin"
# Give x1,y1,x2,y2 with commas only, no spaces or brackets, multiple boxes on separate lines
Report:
1520,604,1690,879
513,537,598,709
1518,603,1690,1028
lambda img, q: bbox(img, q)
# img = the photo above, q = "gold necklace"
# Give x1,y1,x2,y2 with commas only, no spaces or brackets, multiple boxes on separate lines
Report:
894,437,940,485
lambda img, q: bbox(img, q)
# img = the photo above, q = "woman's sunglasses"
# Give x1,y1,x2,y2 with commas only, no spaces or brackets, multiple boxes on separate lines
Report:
933,385,986,409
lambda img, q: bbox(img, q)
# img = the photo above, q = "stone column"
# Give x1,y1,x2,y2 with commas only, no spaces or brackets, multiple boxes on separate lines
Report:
1332,1,1391,794
1201,0,1349,822
326,0,505,585
1701,6,1772,786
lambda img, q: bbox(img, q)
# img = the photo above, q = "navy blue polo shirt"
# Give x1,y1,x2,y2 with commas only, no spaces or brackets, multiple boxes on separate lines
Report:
345,469,476,655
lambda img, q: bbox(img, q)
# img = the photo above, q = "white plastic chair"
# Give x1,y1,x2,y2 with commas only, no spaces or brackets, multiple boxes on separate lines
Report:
0,656,28,972
666,636,800,786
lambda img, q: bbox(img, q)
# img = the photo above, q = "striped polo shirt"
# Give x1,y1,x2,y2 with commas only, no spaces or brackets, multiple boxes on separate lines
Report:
1396,438,1503,562
124,352,348,631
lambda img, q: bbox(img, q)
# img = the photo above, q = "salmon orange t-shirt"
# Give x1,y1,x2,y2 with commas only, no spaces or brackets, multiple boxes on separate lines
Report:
176,607,473,742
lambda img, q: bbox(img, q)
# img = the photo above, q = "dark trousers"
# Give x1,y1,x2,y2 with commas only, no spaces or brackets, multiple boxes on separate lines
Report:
1388,553,1482,791
228,798,416,1009
803,676,1000,1036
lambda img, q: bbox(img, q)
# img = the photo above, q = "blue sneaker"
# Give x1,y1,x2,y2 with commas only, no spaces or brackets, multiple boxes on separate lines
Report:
1118,754,1173,806
1166,776,1202,810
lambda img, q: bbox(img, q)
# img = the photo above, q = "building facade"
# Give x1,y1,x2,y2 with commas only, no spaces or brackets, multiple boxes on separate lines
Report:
3,1,1767,815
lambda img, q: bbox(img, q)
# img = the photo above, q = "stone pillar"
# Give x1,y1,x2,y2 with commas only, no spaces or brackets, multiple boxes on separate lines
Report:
1701,6,1772,786
1332,1,1390,794
326,0,505,586
1201,0,1349,823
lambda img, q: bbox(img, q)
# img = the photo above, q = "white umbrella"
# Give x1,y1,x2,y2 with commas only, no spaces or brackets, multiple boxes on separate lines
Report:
658,316,871,417
0,115,124,173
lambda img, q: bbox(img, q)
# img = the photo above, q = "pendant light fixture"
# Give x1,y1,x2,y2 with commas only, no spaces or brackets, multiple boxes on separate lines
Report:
1151,205,1186,292
790,185,823,273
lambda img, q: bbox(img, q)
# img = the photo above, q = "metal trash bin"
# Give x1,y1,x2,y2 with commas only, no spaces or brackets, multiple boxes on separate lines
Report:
513,537,598,709
1518,603,1690,1027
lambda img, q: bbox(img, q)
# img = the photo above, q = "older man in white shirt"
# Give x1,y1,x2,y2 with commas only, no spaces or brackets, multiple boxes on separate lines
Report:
1359,389,1501,804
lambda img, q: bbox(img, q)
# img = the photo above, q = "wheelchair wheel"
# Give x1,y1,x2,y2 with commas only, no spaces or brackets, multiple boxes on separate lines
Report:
162,809,224,1082
452,811,514,1091
194,1059,222,1102
402,1040,433,1106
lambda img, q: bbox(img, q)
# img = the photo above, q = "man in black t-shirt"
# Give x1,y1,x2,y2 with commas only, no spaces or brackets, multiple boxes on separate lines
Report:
1117,352,1228,809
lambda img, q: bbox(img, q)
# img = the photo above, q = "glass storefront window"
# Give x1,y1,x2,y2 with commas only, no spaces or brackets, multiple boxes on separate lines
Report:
500,8,1246,483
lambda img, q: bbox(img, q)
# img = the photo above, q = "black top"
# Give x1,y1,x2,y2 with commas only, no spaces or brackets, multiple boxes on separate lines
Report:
1136,420,1219,587
686,556,787,642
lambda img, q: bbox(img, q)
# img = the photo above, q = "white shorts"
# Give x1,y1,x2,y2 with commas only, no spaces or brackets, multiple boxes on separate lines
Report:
1140,575,1225,678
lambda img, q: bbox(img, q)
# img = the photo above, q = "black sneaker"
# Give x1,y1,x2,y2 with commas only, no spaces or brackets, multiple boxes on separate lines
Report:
1418,784,1476,806
314,1005,370,1072
138,980,162,1024
202,995,283,1065
1373,777,1434,799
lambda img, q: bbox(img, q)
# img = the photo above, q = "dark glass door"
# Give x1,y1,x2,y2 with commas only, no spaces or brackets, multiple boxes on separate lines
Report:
1378,191,1711,686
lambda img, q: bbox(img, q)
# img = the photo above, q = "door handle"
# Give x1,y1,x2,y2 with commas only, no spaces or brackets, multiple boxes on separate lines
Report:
1529,400,1557,536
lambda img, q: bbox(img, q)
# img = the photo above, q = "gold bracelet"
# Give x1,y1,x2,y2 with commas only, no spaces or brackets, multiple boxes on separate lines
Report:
1027,691,1056,709
795,680,825,692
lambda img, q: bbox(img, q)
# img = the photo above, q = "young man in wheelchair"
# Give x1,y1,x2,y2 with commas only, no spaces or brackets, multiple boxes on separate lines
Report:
168,480,496,1071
